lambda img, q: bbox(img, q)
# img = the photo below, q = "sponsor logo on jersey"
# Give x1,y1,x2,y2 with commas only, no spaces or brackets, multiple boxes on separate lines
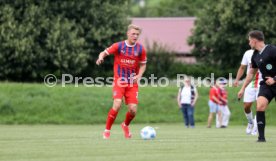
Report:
121,59,136,65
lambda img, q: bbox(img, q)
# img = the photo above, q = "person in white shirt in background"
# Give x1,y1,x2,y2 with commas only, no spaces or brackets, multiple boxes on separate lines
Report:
177,77,199,128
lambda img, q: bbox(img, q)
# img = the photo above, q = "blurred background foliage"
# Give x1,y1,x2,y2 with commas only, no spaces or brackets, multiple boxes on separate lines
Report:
0,0,129,81
0,0,276,81
189,0,276,68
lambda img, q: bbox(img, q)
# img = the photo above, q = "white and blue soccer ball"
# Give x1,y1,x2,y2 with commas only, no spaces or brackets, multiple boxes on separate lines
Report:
140,126,156,140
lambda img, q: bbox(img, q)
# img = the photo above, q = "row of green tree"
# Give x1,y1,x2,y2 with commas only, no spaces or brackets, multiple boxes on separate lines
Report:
189,0,276,67
1,0,276,81
131,0,276,70
0,0,129,81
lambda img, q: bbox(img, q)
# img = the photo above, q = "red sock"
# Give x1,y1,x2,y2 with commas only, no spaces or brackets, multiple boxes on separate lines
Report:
124,111,135,126
105,108,118,130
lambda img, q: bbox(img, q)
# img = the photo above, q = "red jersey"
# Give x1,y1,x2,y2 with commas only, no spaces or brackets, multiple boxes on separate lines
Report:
219,88,228,105
105,41,147,83
209,86,220,104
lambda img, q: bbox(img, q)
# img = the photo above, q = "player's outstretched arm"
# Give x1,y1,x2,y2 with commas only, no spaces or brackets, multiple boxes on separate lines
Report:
137,63,146,77
96,51,108,65
237,68,257,99
234,65,246,87
132,63,146,83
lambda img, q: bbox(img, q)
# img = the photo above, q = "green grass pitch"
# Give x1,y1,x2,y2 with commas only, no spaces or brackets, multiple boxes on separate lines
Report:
1,124,276,161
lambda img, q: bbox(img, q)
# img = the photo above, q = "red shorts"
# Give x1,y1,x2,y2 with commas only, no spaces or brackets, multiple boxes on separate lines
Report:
112,82,139,105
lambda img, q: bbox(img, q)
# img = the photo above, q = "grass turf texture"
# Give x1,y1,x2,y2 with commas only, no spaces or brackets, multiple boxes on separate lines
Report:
0,83,276,125
0,124,276,161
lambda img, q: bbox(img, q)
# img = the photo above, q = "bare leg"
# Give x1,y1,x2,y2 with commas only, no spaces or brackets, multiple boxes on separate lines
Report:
207,113,214,128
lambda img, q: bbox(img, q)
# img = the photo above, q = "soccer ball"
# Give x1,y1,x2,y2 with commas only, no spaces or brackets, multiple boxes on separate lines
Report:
140,126,156,140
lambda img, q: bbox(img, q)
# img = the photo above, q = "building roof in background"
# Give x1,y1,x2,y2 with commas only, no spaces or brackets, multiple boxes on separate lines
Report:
131,17,196,54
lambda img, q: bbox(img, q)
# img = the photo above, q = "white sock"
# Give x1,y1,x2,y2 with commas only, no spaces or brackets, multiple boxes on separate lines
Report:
245,111,253,124
253,115,257,128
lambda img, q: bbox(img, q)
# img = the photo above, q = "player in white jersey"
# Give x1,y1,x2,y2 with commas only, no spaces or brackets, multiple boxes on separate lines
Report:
234,49,262,135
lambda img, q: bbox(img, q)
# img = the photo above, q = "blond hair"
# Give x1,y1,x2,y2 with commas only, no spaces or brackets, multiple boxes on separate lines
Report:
128,24,142,33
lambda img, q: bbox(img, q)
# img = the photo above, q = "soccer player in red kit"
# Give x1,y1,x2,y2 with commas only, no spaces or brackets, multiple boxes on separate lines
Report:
96,24,147,139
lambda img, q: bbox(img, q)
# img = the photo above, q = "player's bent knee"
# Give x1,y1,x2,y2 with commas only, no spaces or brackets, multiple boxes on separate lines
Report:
256,99,267,110
129,110,136,115
243,103,252,113
129,108,137,115
256,104,266,111
112,99,122,111
256,96,269,111
128,104,137,115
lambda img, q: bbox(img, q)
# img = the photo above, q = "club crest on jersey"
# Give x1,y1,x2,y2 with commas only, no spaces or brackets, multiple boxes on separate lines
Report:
120,50,125,54
134,51,139,56
266,64,272,70
113,91,117,96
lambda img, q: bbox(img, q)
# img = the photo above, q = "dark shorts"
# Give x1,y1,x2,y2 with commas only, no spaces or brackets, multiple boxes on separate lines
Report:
258,84,276,102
